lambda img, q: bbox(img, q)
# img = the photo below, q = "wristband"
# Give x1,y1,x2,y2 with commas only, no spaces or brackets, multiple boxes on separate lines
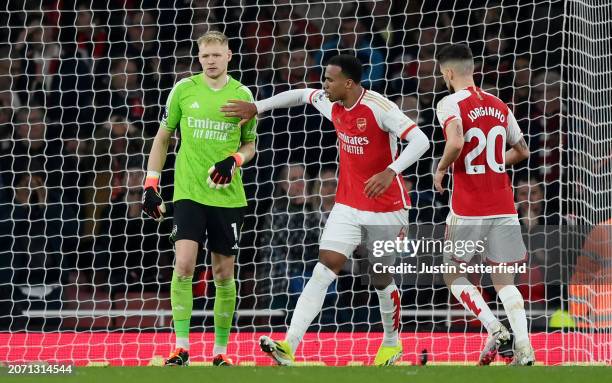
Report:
232,152,245,167
144,171,160,191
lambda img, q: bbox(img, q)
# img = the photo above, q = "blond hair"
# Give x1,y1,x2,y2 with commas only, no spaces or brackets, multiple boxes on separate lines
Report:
197,31,228,46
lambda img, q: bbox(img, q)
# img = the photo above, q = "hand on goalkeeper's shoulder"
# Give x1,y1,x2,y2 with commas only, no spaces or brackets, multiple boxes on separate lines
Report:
220,99,257,125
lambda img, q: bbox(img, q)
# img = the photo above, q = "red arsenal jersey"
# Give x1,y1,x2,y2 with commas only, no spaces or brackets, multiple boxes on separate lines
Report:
307,88,416,212
436,86,524,218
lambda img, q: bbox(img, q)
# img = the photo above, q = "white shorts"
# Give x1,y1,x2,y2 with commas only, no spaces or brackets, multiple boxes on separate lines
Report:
319,203,409,261
443,212,527,265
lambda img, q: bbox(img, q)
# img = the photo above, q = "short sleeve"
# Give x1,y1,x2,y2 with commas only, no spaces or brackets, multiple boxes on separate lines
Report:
380,104,417,140
306,89,333,121
241,119,257,142
435,96,461,131
238,85,257,142
160,81,183,132
506,109,523,146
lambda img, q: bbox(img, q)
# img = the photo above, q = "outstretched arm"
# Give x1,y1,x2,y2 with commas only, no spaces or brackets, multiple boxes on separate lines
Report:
221,89,313,125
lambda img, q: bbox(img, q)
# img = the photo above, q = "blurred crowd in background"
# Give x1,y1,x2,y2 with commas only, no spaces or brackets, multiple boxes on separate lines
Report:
0,0,568,331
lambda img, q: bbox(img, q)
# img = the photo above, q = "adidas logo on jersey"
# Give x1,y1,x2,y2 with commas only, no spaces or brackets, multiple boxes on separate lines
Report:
190,101,200,109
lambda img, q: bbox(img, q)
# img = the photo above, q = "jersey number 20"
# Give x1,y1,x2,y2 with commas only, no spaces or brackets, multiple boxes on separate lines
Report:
464,126,506,175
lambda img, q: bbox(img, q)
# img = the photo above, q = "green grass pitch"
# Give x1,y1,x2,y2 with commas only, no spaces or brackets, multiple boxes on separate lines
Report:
2,366,611,383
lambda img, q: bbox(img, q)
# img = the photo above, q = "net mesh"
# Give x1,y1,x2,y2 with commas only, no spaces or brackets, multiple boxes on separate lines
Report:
565,0,612,364
0,0,610,365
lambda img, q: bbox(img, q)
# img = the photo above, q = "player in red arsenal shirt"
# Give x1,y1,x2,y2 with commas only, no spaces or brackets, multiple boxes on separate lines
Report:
222,55,430,366
433,44,534,366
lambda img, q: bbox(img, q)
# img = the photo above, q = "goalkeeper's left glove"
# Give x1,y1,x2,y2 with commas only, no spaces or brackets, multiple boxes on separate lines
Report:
207,153,245,189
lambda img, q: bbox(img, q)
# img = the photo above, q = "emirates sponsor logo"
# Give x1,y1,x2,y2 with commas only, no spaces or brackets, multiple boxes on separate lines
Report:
337,131,370,146
337,131,369,155
187,117,236,140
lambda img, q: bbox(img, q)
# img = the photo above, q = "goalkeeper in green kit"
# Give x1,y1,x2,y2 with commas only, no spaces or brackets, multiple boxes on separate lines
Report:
142,31,256,367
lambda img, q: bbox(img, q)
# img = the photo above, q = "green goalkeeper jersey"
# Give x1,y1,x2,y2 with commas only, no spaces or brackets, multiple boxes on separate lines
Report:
160,74,256,207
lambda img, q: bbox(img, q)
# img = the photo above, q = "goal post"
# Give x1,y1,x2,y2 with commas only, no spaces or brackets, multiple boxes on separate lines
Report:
564,0,612,364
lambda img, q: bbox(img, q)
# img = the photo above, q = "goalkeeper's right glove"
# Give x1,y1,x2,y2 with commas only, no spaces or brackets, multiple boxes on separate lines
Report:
207,153,244,189
142,171,166,222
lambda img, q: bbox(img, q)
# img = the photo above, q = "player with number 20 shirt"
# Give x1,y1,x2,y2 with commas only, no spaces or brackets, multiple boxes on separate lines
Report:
433,43,534,366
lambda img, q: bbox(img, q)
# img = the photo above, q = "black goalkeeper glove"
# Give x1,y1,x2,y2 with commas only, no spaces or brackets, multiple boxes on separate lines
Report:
142,174,166,221
207,153,243,189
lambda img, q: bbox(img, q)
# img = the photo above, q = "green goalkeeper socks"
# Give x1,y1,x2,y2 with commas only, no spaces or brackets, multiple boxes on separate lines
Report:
171,272,193,345
171,273,236,352
213,278,236,350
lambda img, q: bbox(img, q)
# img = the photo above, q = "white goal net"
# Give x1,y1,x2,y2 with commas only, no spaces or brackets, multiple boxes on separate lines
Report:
0,0,610,366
